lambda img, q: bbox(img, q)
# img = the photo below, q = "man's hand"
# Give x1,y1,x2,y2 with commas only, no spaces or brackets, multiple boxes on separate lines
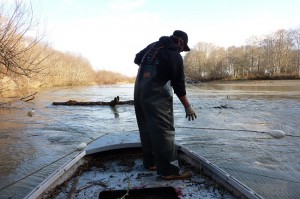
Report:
185,106,197,121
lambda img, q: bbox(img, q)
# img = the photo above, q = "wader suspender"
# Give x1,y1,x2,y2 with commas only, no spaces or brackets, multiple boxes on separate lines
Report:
140,43,165,65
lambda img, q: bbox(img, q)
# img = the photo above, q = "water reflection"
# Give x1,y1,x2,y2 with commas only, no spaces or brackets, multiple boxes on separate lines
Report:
110,106,120,118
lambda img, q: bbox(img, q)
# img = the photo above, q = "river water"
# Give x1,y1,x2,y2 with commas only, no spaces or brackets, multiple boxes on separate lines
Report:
0,80,300,199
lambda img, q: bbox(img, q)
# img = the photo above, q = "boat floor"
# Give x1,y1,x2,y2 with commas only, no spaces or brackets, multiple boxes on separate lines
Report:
46,149,236,199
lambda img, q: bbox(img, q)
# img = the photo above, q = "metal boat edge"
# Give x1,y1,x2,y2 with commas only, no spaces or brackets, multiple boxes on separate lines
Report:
25,150,86,199
177,145,264,199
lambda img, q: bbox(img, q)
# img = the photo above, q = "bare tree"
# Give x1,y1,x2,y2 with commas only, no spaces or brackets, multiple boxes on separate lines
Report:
290,27,300,76
0,0,50,78
272,29,293,75
226,46,249,78
245,36,264,76
184,42,217,81
206,46,227,80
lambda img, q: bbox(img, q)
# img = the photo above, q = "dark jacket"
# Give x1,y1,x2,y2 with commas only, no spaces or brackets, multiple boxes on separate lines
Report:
134,36,186,97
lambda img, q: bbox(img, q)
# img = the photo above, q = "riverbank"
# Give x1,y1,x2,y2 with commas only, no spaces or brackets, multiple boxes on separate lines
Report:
203,79,300,86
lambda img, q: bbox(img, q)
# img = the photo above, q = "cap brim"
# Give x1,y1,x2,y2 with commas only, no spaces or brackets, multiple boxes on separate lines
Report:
184,44,190,51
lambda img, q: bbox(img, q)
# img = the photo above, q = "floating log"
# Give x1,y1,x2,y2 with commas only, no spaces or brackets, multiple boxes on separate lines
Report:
52,96,134,107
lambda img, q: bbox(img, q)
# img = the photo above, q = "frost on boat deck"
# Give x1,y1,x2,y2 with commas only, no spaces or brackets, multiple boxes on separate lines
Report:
47,149,236,199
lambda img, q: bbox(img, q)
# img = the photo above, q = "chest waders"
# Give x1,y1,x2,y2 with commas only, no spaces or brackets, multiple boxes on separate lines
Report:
134,65,180,176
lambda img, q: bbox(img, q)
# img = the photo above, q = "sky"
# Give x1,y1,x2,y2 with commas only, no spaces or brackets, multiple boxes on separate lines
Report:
23,0,300,76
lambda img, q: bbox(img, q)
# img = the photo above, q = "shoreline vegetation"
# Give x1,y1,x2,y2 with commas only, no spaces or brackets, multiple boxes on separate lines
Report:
1,1,299,99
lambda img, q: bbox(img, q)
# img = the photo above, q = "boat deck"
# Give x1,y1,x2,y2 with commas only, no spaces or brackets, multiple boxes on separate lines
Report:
47,148,236,199
35,132,242,199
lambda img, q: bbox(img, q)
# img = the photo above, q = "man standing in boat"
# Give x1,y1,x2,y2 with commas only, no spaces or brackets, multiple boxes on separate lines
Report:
134,30,197,180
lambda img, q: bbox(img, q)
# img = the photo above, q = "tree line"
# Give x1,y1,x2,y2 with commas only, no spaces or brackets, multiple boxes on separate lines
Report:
2,1,300,98
184,28,300,82
0,0,133,97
